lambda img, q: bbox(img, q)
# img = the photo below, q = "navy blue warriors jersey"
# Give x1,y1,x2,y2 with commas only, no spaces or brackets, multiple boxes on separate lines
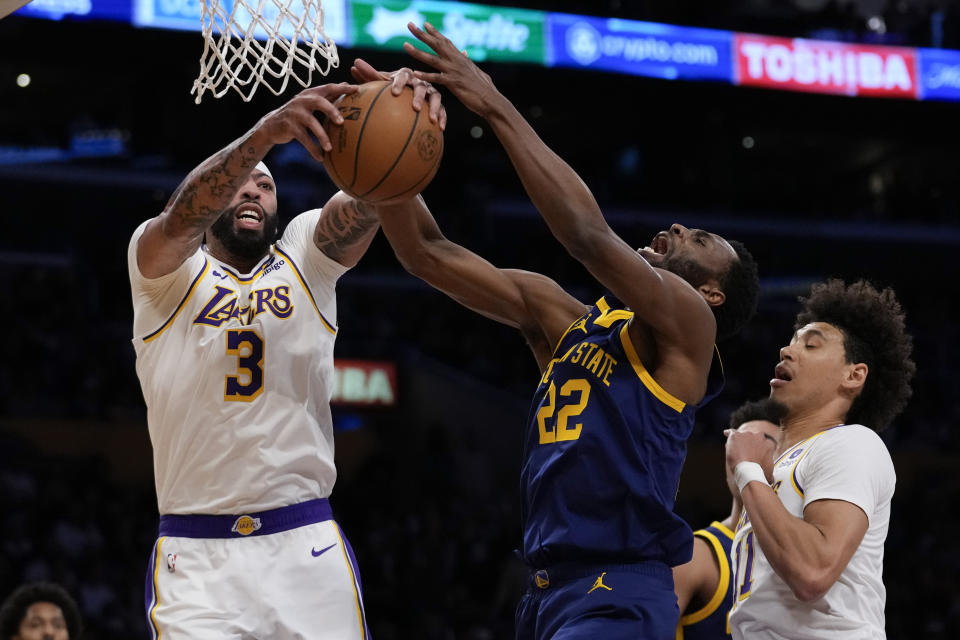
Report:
520,295,724,568
677,522,736,640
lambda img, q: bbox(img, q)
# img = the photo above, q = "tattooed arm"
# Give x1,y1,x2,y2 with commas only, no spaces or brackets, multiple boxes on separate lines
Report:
314,191,380,268
137,83,356,279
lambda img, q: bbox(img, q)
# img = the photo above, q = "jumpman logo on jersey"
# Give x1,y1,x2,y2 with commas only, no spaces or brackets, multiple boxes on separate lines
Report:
570,317,590,334
587,572,613,594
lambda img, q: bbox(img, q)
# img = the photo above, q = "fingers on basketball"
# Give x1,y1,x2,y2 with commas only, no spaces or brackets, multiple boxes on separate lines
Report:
321,80,444,205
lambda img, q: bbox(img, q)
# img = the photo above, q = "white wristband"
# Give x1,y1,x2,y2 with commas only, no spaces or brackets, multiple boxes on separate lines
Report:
735,461,768,492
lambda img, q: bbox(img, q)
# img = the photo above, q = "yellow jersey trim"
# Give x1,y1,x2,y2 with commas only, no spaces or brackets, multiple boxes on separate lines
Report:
711,520,735,541
618,322,686,413
217,249,275,283
775,431,829,498
335,524,366,637
274,247,336,334
143,260,209,343
680,529,731,626
150,536,165,639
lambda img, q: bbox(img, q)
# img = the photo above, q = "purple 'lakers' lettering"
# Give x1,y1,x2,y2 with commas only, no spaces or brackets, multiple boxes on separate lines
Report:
250,286,294,321
194,286,238,327
197,285,295,327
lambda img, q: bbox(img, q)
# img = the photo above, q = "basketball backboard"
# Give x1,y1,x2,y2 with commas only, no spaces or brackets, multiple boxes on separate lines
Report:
0,0,31,19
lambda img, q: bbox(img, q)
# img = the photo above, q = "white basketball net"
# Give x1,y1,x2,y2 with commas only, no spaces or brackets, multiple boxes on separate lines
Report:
191,0,339,103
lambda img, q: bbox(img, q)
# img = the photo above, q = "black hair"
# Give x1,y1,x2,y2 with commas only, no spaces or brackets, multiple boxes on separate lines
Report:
0,583,82,640
794,279,915,432
728,397,787,430
712,239,760,341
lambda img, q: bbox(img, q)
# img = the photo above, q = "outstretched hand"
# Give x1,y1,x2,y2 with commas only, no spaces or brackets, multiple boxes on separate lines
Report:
256,83,357,162
403,22,500,118
350,58,447,130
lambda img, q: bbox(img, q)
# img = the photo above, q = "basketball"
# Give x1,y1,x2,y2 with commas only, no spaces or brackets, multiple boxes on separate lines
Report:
321,80,444,204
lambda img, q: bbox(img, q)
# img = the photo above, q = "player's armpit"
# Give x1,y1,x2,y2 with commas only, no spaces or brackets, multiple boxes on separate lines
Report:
313,191,380,268
502,270,588,371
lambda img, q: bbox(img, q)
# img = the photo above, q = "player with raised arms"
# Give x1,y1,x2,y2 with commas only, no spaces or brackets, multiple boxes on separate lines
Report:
128,76,443,639
353,23,760,639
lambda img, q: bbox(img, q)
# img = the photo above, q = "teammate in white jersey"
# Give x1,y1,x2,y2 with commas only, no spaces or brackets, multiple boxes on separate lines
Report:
128,75,444,639
724,279,915,640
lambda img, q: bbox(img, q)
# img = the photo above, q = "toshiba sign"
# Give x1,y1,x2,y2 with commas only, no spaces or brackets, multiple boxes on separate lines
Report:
332,360,397,406
734,34,918,99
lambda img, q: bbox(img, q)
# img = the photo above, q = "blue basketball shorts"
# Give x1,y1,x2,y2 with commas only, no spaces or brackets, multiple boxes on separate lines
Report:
515,561,678,640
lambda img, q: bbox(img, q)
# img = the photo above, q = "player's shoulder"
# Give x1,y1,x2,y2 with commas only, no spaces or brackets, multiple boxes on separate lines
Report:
278,208,322,242
814,424,894,473
821,423,888,450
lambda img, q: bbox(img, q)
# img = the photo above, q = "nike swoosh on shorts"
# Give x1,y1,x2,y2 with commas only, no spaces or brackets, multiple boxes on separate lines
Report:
311,543,337,557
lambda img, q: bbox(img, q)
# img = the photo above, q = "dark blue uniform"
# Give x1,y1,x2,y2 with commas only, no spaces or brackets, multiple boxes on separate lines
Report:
677,522,735,640
516,295,723,640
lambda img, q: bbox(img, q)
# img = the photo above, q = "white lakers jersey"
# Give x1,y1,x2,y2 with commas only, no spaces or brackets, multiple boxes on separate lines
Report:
729,424,895,640
128,209,347,515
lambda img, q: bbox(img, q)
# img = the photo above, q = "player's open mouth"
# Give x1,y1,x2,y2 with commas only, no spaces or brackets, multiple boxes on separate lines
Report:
650,233,669,255
235,204,264,229
770,363,793,388
639,232,669,259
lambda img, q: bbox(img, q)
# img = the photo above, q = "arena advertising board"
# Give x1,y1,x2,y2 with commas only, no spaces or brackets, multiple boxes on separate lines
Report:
131,0,346,40
917,47,960,101
349,0,546,63
11,0,960,102
14,0,129,21
332,360,397,406
547,14,733,82
733,33,919,99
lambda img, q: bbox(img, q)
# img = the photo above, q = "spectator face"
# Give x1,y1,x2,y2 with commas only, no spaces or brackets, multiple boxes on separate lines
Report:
13,602,68,640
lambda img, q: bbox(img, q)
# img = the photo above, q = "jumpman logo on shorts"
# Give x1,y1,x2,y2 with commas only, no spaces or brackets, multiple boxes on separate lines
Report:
587,572,613,594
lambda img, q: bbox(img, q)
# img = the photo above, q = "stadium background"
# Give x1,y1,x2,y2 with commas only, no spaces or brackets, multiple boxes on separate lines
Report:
1,0,958,637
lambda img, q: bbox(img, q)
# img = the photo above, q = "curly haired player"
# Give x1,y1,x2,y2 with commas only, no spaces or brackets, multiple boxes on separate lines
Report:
726,279,915,640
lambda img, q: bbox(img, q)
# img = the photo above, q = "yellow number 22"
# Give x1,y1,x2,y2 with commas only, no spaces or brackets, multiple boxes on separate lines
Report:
536,378,591,444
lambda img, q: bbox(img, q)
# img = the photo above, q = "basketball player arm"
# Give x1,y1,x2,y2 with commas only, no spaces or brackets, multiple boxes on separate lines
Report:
137,84,355,278
313,191,380,268
673,536,721,615
404,23,716,353
738,486,868,601
377,197,588,371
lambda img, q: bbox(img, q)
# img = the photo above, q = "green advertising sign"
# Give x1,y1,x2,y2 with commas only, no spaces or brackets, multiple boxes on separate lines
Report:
349,0,547,64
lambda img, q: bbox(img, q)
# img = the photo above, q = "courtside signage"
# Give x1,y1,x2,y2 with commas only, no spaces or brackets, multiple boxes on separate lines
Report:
547,14,733,82
733,33,918,99
917,47,960,101
332,360,397,406
349,0,547,63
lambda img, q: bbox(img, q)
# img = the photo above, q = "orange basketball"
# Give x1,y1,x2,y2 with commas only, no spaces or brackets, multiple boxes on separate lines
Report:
322,80,444,204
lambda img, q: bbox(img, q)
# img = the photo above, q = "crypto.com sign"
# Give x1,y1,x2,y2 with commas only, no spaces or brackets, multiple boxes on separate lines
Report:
734,33,918,99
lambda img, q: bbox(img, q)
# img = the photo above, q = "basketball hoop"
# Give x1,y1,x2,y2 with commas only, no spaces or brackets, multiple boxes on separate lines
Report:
191,0,339,104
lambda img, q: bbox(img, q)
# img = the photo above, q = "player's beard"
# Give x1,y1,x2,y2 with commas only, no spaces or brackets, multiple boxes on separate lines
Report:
209,203,279,262
660,253,715,290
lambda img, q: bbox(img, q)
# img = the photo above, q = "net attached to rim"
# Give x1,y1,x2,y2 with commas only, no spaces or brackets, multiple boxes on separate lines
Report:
191,0,339,103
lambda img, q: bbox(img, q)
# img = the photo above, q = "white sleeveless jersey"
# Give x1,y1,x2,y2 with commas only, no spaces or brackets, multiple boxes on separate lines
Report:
128,209,348,515
729,424,896,640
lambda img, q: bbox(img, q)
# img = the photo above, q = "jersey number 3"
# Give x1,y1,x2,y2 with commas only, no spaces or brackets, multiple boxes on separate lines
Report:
225,329,265,402
537,379,591,444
